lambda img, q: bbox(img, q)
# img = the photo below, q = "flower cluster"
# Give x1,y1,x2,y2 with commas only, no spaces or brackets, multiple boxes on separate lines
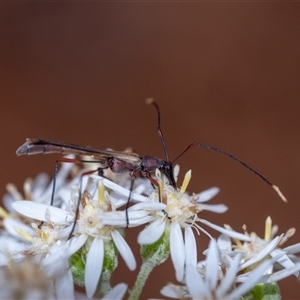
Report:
0,160,299,299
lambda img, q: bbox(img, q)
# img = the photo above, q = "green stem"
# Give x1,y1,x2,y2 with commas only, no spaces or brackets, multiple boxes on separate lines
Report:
129,229,170,300
128,259,155,300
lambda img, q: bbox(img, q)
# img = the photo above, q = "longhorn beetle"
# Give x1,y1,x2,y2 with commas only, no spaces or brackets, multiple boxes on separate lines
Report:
16,99,287,233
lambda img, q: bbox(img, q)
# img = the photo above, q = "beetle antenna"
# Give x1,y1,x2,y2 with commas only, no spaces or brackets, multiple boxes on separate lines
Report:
172,141,287,203
146,98,169,162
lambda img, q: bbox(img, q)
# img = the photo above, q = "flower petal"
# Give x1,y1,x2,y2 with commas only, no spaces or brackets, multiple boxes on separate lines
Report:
41,244,70,277
65,234,88,256
282,243,300,255
240,235,283,270
197,187,220,203
0,236,26,266
186,264,210,298
111,230,136,270
138,219,166,245
229,259,274,299
217,234,232,251
271,249,299,276
160,284,182,298
55,268,75,299
198,204,228,213
100,210,152,227
184,226,197,267
205,239,219,292
128,202,166,211
170,222,185,282
101,283,128,300
90,175,147,202
85,237,104,299
11,201,73,223
198,218,251,241
3,218,35,241
216,253,242,298
268,263,300,282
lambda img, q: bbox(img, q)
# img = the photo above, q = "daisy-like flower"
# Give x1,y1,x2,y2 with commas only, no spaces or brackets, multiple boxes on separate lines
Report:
0,160,83,269
3,149,299,300
0,256,56,299
10,174,159,299
137,168,251,282
217,216,300,279
0,216,75,299
161,239,300,300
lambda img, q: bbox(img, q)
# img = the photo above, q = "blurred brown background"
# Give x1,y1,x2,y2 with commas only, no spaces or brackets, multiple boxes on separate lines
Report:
1,3,300,299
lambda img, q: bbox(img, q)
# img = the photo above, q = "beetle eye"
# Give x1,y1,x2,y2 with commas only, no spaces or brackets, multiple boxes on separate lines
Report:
163,162,169,169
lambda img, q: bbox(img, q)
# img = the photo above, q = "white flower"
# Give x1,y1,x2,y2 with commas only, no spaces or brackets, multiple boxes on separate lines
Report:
11,175,143,299
162,239,296,300
1,218,75,299
218,216,300,277
137,169,250,282
3,151,299,300
0,257,56,299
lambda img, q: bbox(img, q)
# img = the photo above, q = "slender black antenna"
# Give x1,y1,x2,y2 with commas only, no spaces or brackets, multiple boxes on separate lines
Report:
146,98,169,162
172,141,287,203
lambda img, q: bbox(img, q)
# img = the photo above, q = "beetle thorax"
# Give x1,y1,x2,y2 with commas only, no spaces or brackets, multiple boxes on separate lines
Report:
140,155,166,172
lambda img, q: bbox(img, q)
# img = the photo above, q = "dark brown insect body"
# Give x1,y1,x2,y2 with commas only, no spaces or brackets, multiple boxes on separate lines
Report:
16,138,176,187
